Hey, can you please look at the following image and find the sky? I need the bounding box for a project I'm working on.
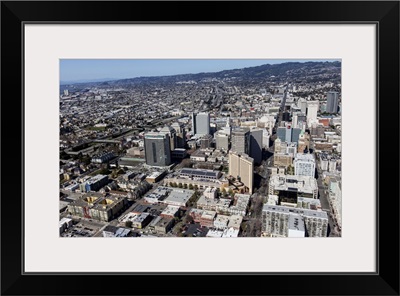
[60,59,339,84]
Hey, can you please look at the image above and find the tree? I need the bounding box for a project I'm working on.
[169,182,174,187]
[194,184,199,190]
[125,221,133,228]
[186,215,194,224]
[188,184,193,190]
[178,183,183,188]
[183,183,188,189]
[228,189,234,196]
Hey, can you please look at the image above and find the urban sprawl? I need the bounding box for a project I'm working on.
[59,61,342,238]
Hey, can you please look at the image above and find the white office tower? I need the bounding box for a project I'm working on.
[196,112,210,136]
[63,89,69,96]
[222,117,232,136]
[306,101,319,126]
[298,98,307,114]
[215,131,229,151]
[326,91,339,114]
[262,129,270,148]
[228,151,254,194]
[292,112,298,128]
[294,153,316,177]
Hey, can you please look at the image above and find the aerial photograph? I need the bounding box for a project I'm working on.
[59,59,342,238]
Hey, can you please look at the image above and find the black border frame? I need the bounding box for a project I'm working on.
[1,1,399,295]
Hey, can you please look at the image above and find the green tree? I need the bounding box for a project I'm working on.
[178,183,183,188]
[188,184,193,190]
[183,183,188,189]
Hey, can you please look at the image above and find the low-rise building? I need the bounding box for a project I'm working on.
[131,212,153,229]
[102,225,131,237]
[228,215,243,230]
[269,174,318,199]
[222,227,240,238]
[160,205,180,219]
[79,174,109,192]
[214,214,230,229]
[68,192,127,222]
[145,171,166,183]
[200,210,217,227]
[162,188,195,207]
[59,217,73,235]
[262,204,328,237]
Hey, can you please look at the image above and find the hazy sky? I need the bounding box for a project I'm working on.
[60,59,339,83]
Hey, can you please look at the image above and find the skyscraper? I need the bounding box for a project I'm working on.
[171,122,186,148]
[228,151,254,194]
[306,101,319,126]
[160,125,177,151]
[249,127,263,165]
[277,127,286,142]
[191,112,197,134]
[326,91,339,114]
[291,127,302,143]
[215,131,229,150]
[144,132,171,167]
[195,112,210,136]
[231,127,250,154]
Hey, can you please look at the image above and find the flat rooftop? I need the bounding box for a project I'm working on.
[180,168,220,179]
[163,188,194,205]
[263,204,328,219]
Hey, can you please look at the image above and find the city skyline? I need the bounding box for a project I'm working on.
[59,60,342,238]
[60,59,340,84]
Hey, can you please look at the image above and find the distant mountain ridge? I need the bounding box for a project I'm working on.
[64,61,341,87]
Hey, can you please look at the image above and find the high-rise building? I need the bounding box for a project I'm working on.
[298,98,307,114]
[231,127,250,154]
[291,127,302,143]
[160,126,177,151]
[200,134,213,149]
[144,132,171,167]
[215,131,229,150]
[222,117,232,136]
[63,89,69,96]
[191,112,197,134]
[294,153,316,177]
[306,101,319,126]
[285,124,292,143]
[249,127,263,165]
[262,129,270,148]
[292,112,298,128]
[326,91,339,114]
[196,112,210,136]
[277,127,286,142]
[228,151,254,194]
[171,122,186,148]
